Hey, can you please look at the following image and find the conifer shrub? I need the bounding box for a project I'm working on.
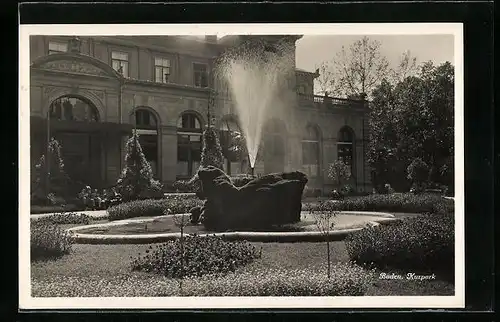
[31,137,71,205]
[115,133,163,202]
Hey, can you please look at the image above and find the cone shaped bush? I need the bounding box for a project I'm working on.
[116,132,163,201]
[189,127,225,191]
[31,137,70,204]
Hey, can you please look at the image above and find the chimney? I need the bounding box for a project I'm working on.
[205,35,217,43]
[68,36,81,54]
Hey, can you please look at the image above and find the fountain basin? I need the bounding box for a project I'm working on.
[67,211,399,244]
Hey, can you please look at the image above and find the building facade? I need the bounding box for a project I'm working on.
[29,35,372,194]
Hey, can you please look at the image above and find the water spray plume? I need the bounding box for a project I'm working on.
[216,38,294,170]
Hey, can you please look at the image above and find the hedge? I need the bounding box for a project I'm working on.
[107,194,203,221]
[345,213,454,280]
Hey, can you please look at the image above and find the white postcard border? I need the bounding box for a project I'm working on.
[19,23,464,309]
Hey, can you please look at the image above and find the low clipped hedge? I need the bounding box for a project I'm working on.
[33,212,93,225]
[317,193,454,214]
[345,213,454,280]
[31,221,74,261]
[107,194,203,221]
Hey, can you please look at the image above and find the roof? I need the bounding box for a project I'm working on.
[296,67,319,77]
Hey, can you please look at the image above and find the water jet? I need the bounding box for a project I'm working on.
[215,37,296,174]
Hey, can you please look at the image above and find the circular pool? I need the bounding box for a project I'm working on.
[67,211,399,244]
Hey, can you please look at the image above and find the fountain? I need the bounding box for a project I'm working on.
[215,37,295,174]
[185,37,308,232]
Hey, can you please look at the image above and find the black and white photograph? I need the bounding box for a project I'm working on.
[19,23,464,309]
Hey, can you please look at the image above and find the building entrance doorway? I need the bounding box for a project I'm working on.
[48,95,103,188]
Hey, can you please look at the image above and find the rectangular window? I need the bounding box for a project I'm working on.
[48,41,68,55]
[193,63,208,88]
[111,51,129,78]
[154,57,171,83]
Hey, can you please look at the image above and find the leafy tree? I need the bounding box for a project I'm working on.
[116,132,162,201]
[315,36,390,98]
[314,37,418,99]
[407,158,430,192]
[31,137,70,204]
[368,61,454,191]
[389,50,418,84]
[326,160,351,190]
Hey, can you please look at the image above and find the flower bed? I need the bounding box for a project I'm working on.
[131,235,260,278]
[107,194,203,221]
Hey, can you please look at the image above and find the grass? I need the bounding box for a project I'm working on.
[31,241,454,297]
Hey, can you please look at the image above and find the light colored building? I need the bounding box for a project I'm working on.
[29,35,371,194]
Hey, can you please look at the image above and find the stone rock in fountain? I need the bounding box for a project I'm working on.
[197,166,308,231]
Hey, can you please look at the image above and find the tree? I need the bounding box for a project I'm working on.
[314,37,420,99]
[326,160,351,190]
[368,61,454,191]
[116,132,162,201]
[31,137,70,205]
[315,36,390,98]
[306,201,338,279]
[407,158,430,192]
[389,50,418,84]
[315,61,336,96]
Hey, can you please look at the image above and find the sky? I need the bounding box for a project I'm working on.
[295,34,455,73]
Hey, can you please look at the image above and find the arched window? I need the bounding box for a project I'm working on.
[263,119,286,174]
[302,125,320,178]
[337,126,355,174]
[220,118,245,175]
[133,108,159,177]
[49,96,99,122]
[177,113,203,178]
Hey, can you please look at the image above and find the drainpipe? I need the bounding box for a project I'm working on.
[118,79,124,174]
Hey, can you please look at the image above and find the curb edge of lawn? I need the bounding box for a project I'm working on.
[67,212,399,244]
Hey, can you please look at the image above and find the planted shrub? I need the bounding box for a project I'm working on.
[131,235,260,278]
[171,180,196,193]
[31,221,74,261]
[33,212,93,225]
[178,263,374,296]
[316,193,454,215]
[115,133,163,202]
[326,160,351,191]
[107,195,203,221]
[345,213,454,280]
[31,137,71,205]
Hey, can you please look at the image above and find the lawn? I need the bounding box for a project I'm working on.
[31,240,454,297]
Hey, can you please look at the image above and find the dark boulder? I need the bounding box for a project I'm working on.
[197,166,308,231]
